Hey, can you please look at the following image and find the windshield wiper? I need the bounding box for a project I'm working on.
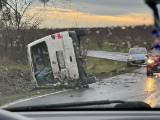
[4,100,151,111]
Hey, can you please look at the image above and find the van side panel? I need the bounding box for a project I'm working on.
[62,37,79,79]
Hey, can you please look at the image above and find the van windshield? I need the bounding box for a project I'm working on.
[31,42,51,72]
[31,42,54,85]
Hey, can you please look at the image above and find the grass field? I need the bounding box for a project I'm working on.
[90,41,128,52]
[86,57,138,76]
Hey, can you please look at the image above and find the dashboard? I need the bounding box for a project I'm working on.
[17,111,160,120]
[1,102,160,120]
[1,109,160,120]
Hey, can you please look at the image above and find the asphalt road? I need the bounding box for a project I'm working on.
[5,67,160,108]
[4,51,160,108]
[87,50,127,61]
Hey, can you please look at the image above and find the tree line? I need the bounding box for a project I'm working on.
[0,25,154,64]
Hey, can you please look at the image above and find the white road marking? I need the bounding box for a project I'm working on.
[1,90,68,108]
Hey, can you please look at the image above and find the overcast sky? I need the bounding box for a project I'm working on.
[38,0,156,28]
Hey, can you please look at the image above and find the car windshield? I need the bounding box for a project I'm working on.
[152,49,160,56]
[129,48,147,55]
[1,0,160,110]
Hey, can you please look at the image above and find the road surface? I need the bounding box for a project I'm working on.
[87,50,127,61]
[4,51,160,108]
[4,68,160,108]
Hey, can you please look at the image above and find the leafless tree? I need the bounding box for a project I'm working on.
[0,0,47,63]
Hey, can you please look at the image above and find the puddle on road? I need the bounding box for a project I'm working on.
[101,74,142,87]
[91,69,160,107]
[144,77,156,93]
[144,77,158,107]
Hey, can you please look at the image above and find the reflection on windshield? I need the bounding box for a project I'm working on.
[144,77,156,92]
[144,77,157,107]
[129,48,147,55]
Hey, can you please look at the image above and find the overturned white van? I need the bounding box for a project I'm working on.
[27,30,96,87]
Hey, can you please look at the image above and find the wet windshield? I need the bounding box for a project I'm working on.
[1,0,160,110]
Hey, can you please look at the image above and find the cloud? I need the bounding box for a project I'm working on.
[25,0,154,28]
[37,7,152,28]
[28,6,73,13]
[70,0,149,16]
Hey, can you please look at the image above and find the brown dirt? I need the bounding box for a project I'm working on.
[0,65,36,96]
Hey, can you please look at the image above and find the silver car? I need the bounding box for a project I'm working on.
[127,47,147,67]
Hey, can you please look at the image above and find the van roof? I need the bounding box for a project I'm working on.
[27,31,70,48]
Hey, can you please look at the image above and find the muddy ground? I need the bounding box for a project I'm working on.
[0,65,35,96]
